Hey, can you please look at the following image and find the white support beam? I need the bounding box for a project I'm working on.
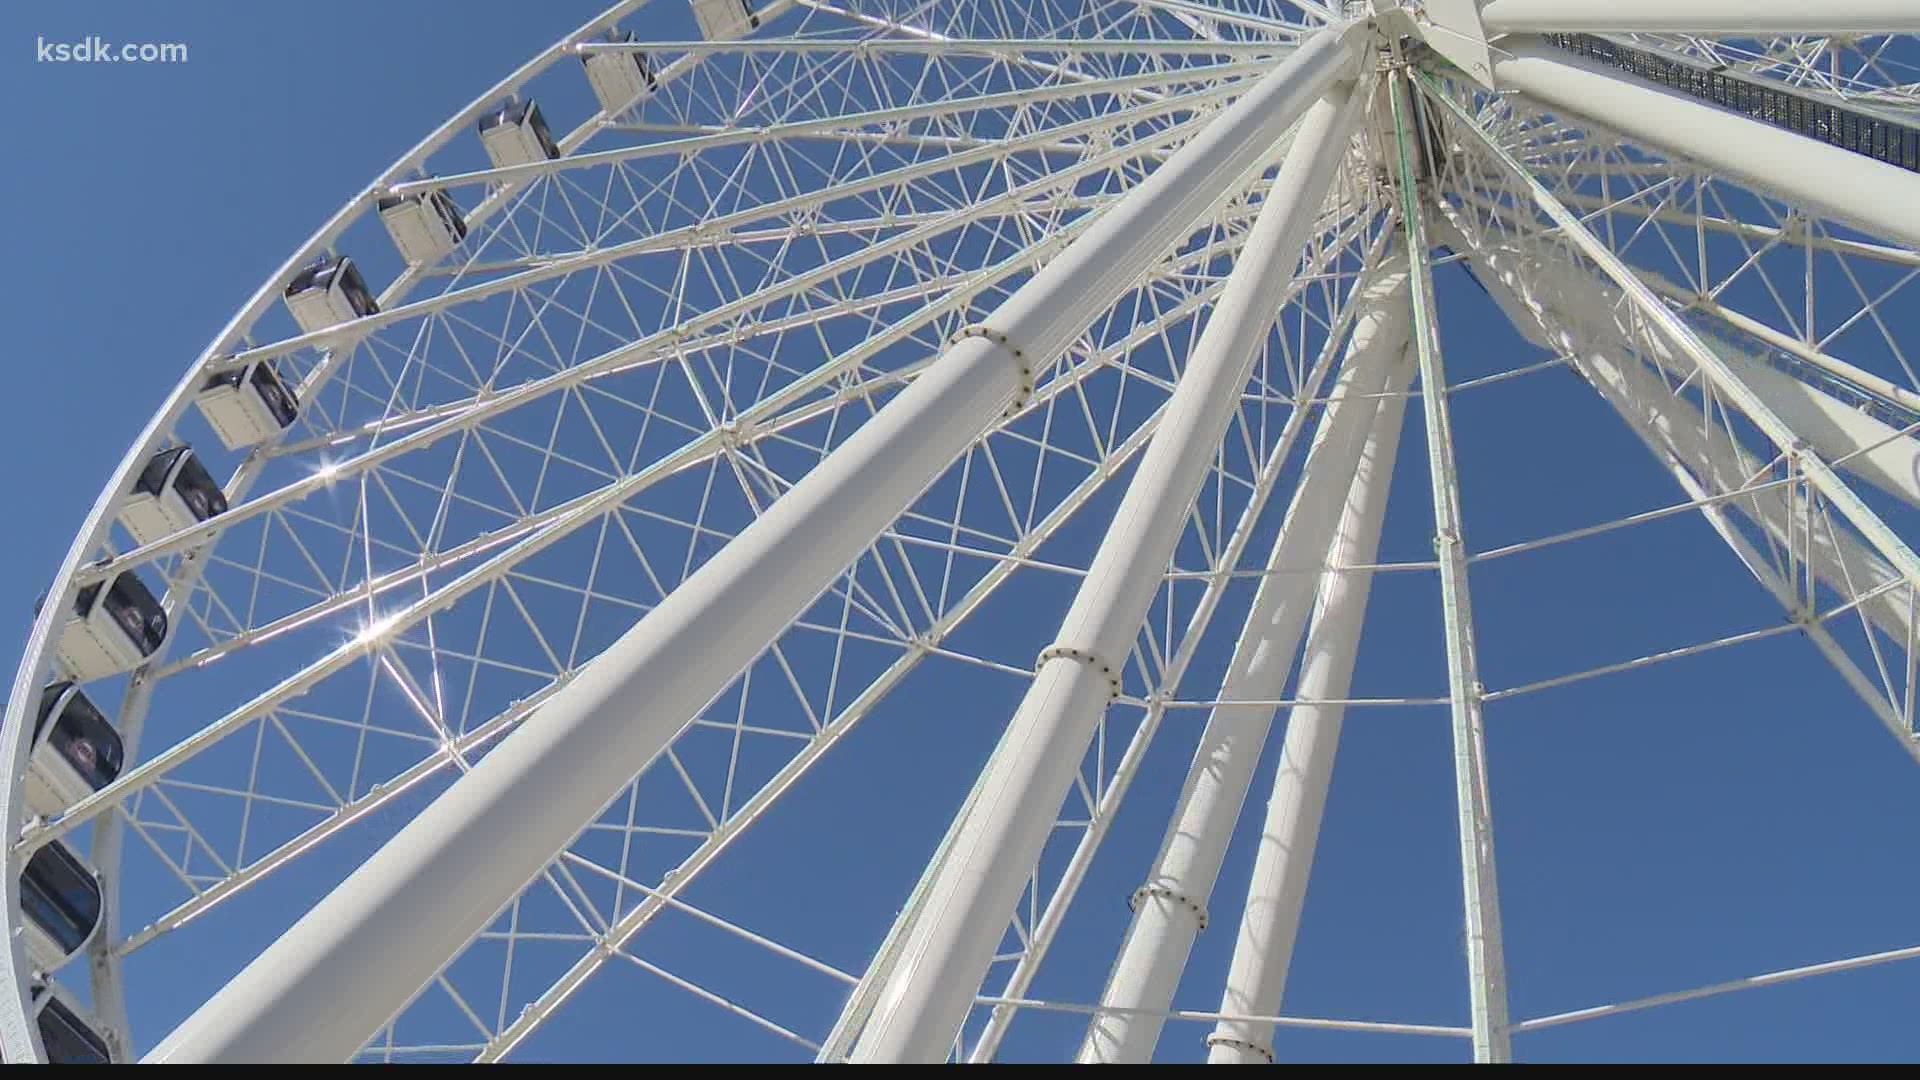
[1390,70,1514,1064]
[1206,342,1412,1066]
[844,40,1370,1059]
[1455,187,1920,512]
[1423,68,1920,628]
[1490,40,1920,249]
[146,26,1367,1065]
[1077,264,1411,1064]
[1430,203,1918,649]
[1481,0,1920,35]
[1433,209,1920,764]
[961,223,1402,1067]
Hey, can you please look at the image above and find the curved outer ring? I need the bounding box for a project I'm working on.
[0,1,653,1061]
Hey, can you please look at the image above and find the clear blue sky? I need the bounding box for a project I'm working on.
[3,1,1919,1064]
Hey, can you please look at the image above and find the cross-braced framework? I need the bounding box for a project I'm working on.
[3,0,1920,1064]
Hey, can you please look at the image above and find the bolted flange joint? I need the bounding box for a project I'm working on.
[1203,1033,1276,1063]
[1129,883,1209,929]
[954,323,1036,419]
[1036,643,1122,701]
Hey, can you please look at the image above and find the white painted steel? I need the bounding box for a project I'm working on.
[1491,41,1920,250]
[1206,342,1413,1066]
[962,221,1403,1067]
[0,0,685,1058]
[1423,70,1920,625]
[847,30,1370,1062]
[1391,72,1512,1064]
[150,25,1367,1065]
[1433,210,1920,760]
[1480,0,1920,35]
[1077,263,1410,1064]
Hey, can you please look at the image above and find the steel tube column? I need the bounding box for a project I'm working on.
[1391,71,1513,1063]
[1076,265,1412,1064]
[1480,0,1920,34]
[846,39,1370,1060]
[149,25,1366,1065]
[1207,342,1413,1066]
[1490,40,1920,249]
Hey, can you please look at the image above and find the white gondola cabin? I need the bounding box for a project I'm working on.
[26,683,123,819]
[30,983,115,1063]
[690,0,760,40]
[285,254,379,336]
[378,188,468,264]
[478,98,560,169]
[19,841,101,974]
[195,360,299,450]
[54,572,167,681]
[121,445,227,546]
[582,29,656,114]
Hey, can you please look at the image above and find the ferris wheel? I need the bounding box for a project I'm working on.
[6,0,1920,1063]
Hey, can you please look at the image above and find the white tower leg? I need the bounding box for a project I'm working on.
[845,39,1373,1060]
[146,25,1369,1065]
[1076,265,1412,1064]
[1203,344,1413,1063]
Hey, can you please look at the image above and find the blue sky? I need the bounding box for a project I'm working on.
[4,1,1920,1064]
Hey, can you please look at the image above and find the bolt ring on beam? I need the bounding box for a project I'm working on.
[954,324,1036,416]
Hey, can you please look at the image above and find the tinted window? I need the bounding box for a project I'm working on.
[250,364,299,429]
[201,367,246,393]
[47,701,122,791]
[39,997,111,1064]
[172,450,227,520]
[104,574,166,654]
[21,844,99,955]
[133,446,187,499]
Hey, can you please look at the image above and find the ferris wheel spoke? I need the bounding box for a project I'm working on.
[1449,221,1920,758]
[1441,79,1920,507]
[1476,0,1920,35]
[147,210,1260,696]
[1510,939,1920,1037]
[161,195,1286,682]
[470,400,1187,1063]
[1427,81,1920,760]
[92,200,1283,986]
[215,74,1242,379]
[88,133,1227,592]
[414,57,1273,198]
[1428,67,1920,610]
[1490,40,1920,248]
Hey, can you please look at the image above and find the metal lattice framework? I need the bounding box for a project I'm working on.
[5,0,1920,1064]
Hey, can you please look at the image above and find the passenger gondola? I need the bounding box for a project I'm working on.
[284,254,379,335]
[19,841,102,974]
[377,187,468,264]
[55,571,167,680]
[25,683,122,818]
[195,359,299,449]
[581,28,656,113]
[478,98,560,169]
[121,445,227,545]
[690,0,761,40]
[31,982,116,1063]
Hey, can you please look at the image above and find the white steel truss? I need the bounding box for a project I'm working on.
[5,0,1920,1067]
